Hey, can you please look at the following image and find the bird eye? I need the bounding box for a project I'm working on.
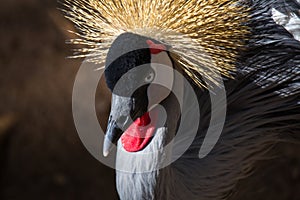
[144,72,155,83]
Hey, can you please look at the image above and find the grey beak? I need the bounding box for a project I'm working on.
[103,94,133,157]
[103,117,123,157]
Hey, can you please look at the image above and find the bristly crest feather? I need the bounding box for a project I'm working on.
[62,0,249,88]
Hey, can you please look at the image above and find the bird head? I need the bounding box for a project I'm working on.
[103,32,175,156]
[64,0,250,162]
[64,0,250,160]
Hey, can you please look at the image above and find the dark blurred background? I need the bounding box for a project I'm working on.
[0,0,299,199]
[0,0,116,199]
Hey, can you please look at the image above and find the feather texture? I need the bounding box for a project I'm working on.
[63,0,300,199]
[62,0,249,88]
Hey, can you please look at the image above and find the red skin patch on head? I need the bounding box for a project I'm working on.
[146,40,166,54]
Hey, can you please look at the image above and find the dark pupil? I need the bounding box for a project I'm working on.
[146,73,153,81]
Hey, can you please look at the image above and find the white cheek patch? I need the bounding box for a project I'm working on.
[272,8,300,41]
[147,51,174,110]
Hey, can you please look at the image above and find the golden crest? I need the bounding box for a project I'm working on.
[63,0,249,87]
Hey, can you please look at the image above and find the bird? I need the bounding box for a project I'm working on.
[63,0,300,199]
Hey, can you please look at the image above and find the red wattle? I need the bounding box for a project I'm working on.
[121,110,158,152]
[135,112,150,126]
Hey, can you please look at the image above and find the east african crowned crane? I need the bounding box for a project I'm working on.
[64,0,300,199]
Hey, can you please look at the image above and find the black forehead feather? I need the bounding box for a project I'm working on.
[105,33,151,90]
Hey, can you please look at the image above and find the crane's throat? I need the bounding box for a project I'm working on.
[121,110,158,152]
